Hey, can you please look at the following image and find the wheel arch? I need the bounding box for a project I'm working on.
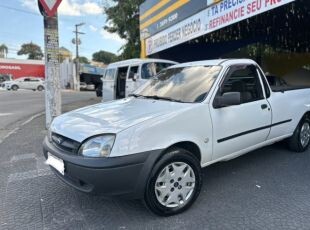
[162,141,202,163]
[304,111,310,119]
[298,111,310,124]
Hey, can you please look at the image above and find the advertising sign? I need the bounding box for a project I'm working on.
[145,0,295,55]
[0,59,45,79]
[140,0,222,39]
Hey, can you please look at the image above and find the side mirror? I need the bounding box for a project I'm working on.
[213,92,241,108]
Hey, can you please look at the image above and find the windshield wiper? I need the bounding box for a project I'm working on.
[129,93,145,98]
[129,94,185,103]
[142,95,185,103]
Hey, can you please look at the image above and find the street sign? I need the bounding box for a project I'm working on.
[39,0,62,17]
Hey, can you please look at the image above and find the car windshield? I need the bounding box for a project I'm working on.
[134,65,222,103]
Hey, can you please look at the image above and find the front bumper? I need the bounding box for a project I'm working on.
[43,137,162,198]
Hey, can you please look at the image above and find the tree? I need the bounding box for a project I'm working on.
[104,0,143,59]
[74,56,90,64]
[59,46,72,63]
[92,50,118,64]
[0,44,8,58]
[17,42,43,60]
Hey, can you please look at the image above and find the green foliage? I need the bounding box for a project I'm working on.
[92,50,118,64]
[0,44,8,58]
[104,0,144,59]
[74,56,90,64]
[17,42,43,60]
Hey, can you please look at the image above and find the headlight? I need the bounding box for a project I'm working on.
[79,135,115,157]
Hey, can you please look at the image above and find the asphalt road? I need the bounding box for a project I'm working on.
[0,108,310,230]
[0,89,99,130]
[0,94,310,229]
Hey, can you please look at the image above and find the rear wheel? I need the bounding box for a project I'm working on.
[37,85,44,91]
[11,85,18,91]
[144,148,202,216]
[288,115,310,152]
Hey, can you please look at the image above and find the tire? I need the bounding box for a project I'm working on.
[11,85,18,91]
[95,87,102,97]
[144,147,202,216]
[288,114,310,152]
[37,85,44,91]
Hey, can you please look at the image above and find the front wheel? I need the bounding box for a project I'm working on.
[11,85,18,91]
[288,115,310,152]
[37,85,44,91]
[144,148,202,216]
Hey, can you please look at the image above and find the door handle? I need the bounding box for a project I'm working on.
[261,104,268,110]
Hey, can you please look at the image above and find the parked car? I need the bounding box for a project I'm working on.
[0,74,12,84]
[86,84,95,91]
[80,82,87,91]
[3,77,45,91]
[100,58,178,101]
[43,59,310,216]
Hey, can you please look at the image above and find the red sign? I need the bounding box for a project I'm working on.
[39,0,62,17]
[0,60,45,79]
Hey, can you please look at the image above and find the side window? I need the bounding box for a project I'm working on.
[104,69,116,81]
[128,66,139,79]
[220,65,264,104]
[141,63,156,79]
[154,62,173,73]
[24,78,30,82]
[102,70,107,80]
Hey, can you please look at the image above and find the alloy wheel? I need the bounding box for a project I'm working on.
[300,122,310,147]
[154,162,196,208]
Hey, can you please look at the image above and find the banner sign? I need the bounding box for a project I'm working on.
[140,0,221,39]
[145,0,295,55]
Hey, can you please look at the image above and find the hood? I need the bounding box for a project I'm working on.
[51,97,190,143]
[2,81,14,84]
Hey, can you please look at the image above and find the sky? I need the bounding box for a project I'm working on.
[0,0,126,60]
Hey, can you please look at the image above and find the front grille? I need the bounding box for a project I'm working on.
[51,132,80,154]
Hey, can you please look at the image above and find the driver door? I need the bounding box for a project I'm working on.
[210,64,272,160]
[126,65,139,97]
[20,78,31,89]
[102,69,116,102]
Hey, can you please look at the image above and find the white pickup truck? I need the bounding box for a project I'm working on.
[43,59,310,216]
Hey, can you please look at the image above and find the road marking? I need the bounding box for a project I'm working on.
[0,112,45,145]
[0,113,13,117]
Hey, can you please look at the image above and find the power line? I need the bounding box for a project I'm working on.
[0,4,91,23]
[0,4,40,16]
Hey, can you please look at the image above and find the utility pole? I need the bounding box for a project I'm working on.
[38,0,62,128]
[73,23,85,91]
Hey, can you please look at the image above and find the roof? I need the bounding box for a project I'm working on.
[171,59,258,68]
[107,58,178,68]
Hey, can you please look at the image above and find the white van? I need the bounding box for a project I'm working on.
[101,59,178,101]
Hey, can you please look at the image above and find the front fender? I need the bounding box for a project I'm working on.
[110,104,213,165]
